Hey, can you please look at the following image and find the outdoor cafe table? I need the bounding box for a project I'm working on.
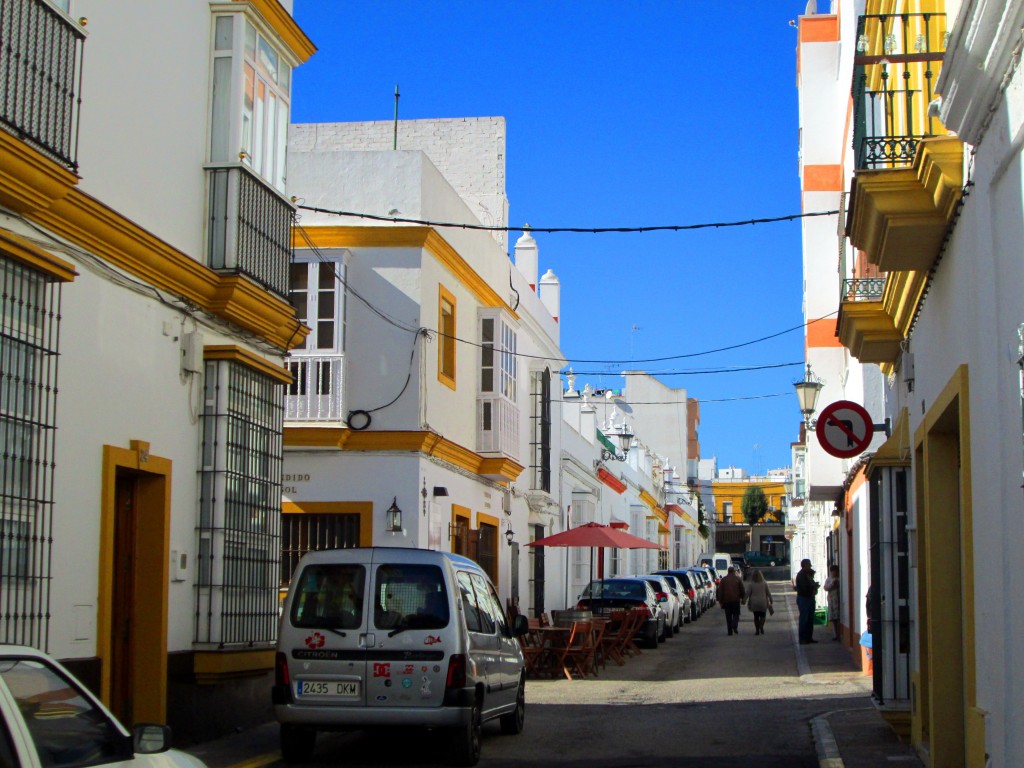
[535,618,612,679]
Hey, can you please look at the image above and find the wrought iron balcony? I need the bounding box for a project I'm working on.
[853,12,947,170]
[284,353,344,422]
[0,0,85,171]
[206,163,294,299]
[842,276,886,302]
[478,393,519,460]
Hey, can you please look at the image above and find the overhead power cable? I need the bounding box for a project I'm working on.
[295,204,841,234]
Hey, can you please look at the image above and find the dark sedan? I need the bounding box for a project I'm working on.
[576,578,664,648]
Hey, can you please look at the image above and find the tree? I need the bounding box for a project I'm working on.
[696,493,710,539]
[742,486,770,525]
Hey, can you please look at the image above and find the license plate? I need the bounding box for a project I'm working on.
[297,680,360,697]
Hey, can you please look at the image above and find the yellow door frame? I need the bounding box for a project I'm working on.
[99,441,170,724]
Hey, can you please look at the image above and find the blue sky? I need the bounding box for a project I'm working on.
[291,1,806,474]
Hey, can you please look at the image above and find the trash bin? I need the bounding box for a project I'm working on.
[814,607,828,626]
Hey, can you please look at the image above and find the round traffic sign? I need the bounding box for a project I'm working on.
[815,400,874,458]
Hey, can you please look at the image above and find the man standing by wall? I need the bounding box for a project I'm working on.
[716,566,746,635]
[795,558,820,644]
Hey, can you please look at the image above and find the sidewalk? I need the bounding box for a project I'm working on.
[795,624,924,768]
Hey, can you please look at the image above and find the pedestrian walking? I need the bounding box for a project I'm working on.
[794,558,819,644]
[716,566,746,635]
[823,565,841,641]
[746,569,773,634]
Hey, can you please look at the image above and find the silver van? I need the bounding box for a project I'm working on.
[273,547,529,766]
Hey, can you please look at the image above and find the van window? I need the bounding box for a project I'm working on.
[470,573,506,636]
[373,563,449,630]
[291,564,366,629]
[456,571,485,632]
[715,558,730,572]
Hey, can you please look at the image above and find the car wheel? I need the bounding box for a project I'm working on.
[645,622,659,648]
[451,699,482,766]
[690,605,697,622]
[500,677,526,735]
[280,724,316,763]
[665,619,674,638]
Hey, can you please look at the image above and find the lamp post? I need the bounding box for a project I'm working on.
[793,363,824,428]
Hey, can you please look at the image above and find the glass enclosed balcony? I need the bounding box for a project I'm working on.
[0,0,85,171]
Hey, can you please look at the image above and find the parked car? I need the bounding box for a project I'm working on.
[656,573,692,626]
[0,644,206,768]
[577,578,665,648]
[626,575,680,639]
[744,550,787,567]
[655,570,699,622]
[274,547,529,767]
[689,566,716,612]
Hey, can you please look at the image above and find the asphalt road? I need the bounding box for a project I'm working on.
[228,581,873,768]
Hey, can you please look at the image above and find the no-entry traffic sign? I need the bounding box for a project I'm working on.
[815,400,874,458]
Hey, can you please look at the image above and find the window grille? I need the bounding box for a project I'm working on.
[0,257,61,649]
[206,164,293,299]
[529,368,551,492]
[197,360,283,647]
[0,0,85,171]
[280,513,360,588]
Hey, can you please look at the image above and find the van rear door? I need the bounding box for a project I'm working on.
[286,559,370,709]
[364,556,451,709]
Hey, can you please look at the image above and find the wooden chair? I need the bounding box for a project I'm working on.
[519,618,548,677]
[618,608,647,659]
[600,611,629,667]
[556,621,596,680]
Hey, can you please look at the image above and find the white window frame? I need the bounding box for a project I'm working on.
[209,12,292,192]
[289,255,345,354]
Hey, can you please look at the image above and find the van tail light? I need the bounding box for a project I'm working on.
[275,652,291,687]
[446,653,467,690]
[688,588,696,600]
[655,591,668,602]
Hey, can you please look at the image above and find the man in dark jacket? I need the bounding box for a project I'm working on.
[795,558,820,644]
[716,566,746,635]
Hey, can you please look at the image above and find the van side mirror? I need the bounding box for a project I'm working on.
[133,724,172,754]
[512,614,529,636]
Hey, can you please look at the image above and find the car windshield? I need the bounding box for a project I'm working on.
[0,657,130,767]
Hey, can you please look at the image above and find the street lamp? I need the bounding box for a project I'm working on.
[385,497,403,533]
[793,363,824,428]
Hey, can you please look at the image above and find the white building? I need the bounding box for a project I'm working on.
[0,0,313,741]
[281,118,565,619]
[797,1,1024,763]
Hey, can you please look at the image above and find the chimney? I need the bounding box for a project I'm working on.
[513,225,538,291]
[539,268,560,323]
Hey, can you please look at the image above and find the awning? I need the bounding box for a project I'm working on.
[665,503,696,526]
[596,429,618,454]
[808,484,843,502]
[597,467,626,494]
[867,408,910,473]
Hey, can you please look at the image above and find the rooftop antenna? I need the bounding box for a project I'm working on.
[393,84,400,150]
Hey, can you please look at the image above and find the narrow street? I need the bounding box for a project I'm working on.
[189,582,894,768]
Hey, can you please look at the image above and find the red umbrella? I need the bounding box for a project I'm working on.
[527,522,662,580]
[527,522,661,550]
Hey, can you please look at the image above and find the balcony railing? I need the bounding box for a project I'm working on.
[853,12,947,170]
[207,163,293,299]
[842,276,886,302]
[284,353,344,422]
[0,0,85,170]
[478,393,519,460]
